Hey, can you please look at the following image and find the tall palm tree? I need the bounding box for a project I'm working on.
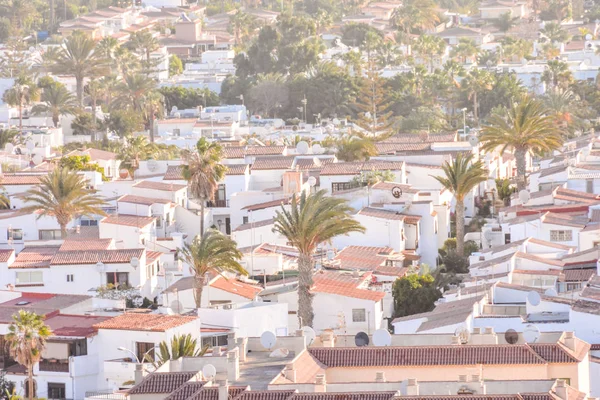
[18,168,108,238]
[3,76,40,131]
[31,83,78,128]
[450,38,479,64]
[392,0,440,34]
[541,21,570,43]
[273,190,365,327]
[98,75,120,109]
[5,311,52,400]
[117,136,158,177]
[144,91,164,143]
[480,96,563,191]
[179,229,247,308]
[127,31,159,68]
[153,334,208,367]
[413,35,447,72]
[113,73,157,113]
[432,153,488,255]
[0,0,35,31]
[44,31,108,105]
[461,68,494,126]
[181,138,226,235]
[542,60,573,90]
[229,11,256,46]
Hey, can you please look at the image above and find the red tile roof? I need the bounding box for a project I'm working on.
[1,174,42,185]
[210,276,262,299]
[242,197,291,211]
[101,214,155,228]
[246,146,286,156]
[163,165,184,181]
[94,313,198,332]
[129,372,198,394]
[59,239,113,252]
[358,207,405,221]
[332,245,394,270]
[225,164,249,175]
[146,251,163,264]
[252,156,295,170]
[0,248,14,262]
[164,382,206,400]
[223,146,245,159]
[118,195,172,206]
[133,180,187,191]
[10,246,60,269]
[312,270,385,301]
[45,314,110,337]
[320,161,404,176]
[50,248,145,265]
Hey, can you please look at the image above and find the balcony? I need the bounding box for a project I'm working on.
[207,199,229,208]
[39,359,69,373]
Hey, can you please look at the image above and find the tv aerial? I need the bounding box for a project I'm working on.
[454,325,470,345]
[372,329,392,347]
[354,331,369,347]
[260,331,277,350]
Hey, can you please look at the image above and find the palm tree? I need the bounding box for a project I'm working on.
[18,168,108,238]
[180,229,247,308]
[3,76,40,131]
[5,311,52,400]
[181,138,226,235]
[336,135,377,161]
[44,31,108,105]
[413,35,447,72]
[376,41,403,67]
[113,73,157,113]
[432,153,488,255]
[392,0,440,34]
[450,38,479,64]
[480,95,563,191]
[541,22,570,43]
[31,84,78,128]
[145,91,164,143]
[461,68,494,126]
[98,75,120,109]
[96,37,120,64]
[127,31,159,68]
[542,60,573,90]
[0,0,35,31]
[493,12,517,33]
[543,89,578,129]
[273,190,365,327]
[117,136,158,177]
[85,79,103,125]
[229,11,256,46]
[153,334,208,367]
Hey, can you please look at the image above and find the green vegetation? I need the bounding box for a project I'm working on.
[392,274,442,318]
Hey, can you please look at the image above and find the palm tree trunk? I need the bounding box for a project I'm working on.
[200,202,205,237]
[455,198,465,256]
[149,105,155,143]
[60,223,68,239]
[27,365,33,400]
[473,92,478,126]
[515,148,527,191]
[193,275,204,308]
[18,101,23,132]
[76,77,84,106]
[298,252,314,327]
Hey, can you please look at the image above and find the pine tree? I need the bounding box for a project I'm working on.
[351,63,395,140]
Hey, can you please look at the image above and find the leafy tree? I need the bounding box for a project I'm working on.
[169,54,183,76]
[461,68,494,125]
[392,274,442,318]
[5,311,52,400]
[3,75,40,131]
[71,112,95,136]
[341,23,383,47]
[114,73,157,113]
[500,37,533,62]
[0,0,36,31]
[376,41,403,68]
[126,31,160,71]
[44,31,108,105]
[117,136,157,177]
[493,12,518,32]
[541,22,570,42]
[104,109,144,137]
[18,168,107,238]
[181,138,226,235]
[180,229,246,308]
[477,72,526,120]
[58,155,107,181]
[352,169,395,186]
[400,105,450,133]
[433,153,488,255]
[229,11,256,46]
[336,135,377,162]
[413,34,447,72]
[480,95,563,191]
[495,178,515,205]
[159,87,220,111]
[273,190,365,327]
[153,334,208,367]
[392,0,440,34]
[248,73,290,117]
[542,60,573,90]
[31,83,78,127]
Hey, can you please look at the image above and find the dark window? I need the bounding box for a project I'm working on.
[225,218,231,235]
[8,228,23,240]
[106,272,129,288]
[331,181,363,193]
[504,233,510,244]
[39,230,61,240]
[69,339,87,356]
[66,274,74,282]
[80,219,98,226]
[243,216,249,224]
[136,342,155,362]
[48,382,65,399]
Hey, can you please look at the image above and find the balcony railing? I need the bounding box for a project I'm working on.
[207,199,228,208]
[85,391,127,400]
[39,359,69,373]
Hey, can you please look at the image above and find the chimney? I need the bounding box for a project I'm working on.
[321,331,335,348]
[451,336,461,345]
[217,379,229,400]
[473,327,482,334]
[375,372,386,383]
[134,363,144,384]
[315,374,326,392]
[483,327,494,334]
[406,379,419,395]
[284,363,296,383]
[553,379,568,400]
[458,375,467,383]
[561,332,576,352]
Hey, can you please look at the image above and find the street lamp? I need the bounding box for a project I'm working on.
[461,108,467,139]
[117,347,141,363]
[301,96,307,123]
[238,94,244,106]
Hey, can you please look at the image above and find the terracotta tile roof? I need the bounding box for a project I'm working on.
[370,182,419,194]
[59,239,113,252]
[225,164,249,175]
[50,248,145,265]
[512,269,562,276]
[234,391,297,400]
[392,296,483,330]
[252,156,295,170]
[542,212,588,228]
[538,164,567,178]
[242,197,291,211]
[386,132,456,143]
[133,180,187,191]
[293,394,396,400]
[10,246,60,269]
[295,158,334,170]
[358,207,406,221]
[0,248,14,262]
[85,148,117,161]
[233,218,274,232]
[307,342,581,367]
[395,396,549,400]
[223,146,245,159]
[526,237,576,251]
[331,245,394,270]
[94,313,197,332]
[320,161,404,176]
[163,165,184,181]
[1,174,42,185]
[101,214,155,228]
[45,314,110,337]
[514,252,564,267]
[210,276,262,299]
[312,270,385,301]
[129,372,198,394]
[146,251,163,264]
[405,162,443,170]
[164,382,206,400]
[404,215,421,224]
[376,142,431,154]
[246,146,286,156]
[118,195,172,206]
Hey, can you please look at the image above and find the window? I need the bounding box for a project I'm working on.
[352,308,366,322]
[106,272,129,288]
[201,335,228,348]
[16,271,43,285]
[8,228,23,240]
[80,219,98,226]
[332,181,363,193]
[69,339,87,356]
[550,230,572,242]
[136,342,155,363]
[48,382,65,399]
[243,216,249,224]
[66,274,74,282]
[155,217,162,228]
[39,230,62,240]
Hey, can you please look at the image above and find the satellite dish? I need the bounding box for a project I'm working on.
[174,112,181,119]
[119,169,129,179]
[202,364,217,380]
[5,143,13,153]
[312,143,323,154]
[274,120,284,128]
[165,28,172,35]
[468,135,479,147]
[372,329,392,347]
[586,33,593,40]
[332,118,340,126]
[523,324,540,343]
[296,141,309,154]
[171,106,178,112]
[26,141,35,151]
[147,160,159,172]
[454,325,470,344]
[170,300,183,314]
[130,257,140,268]
[483,230,493,242]
[544,288,558,297]
[32,154,43,165]
[260,331,277,350]
[518,190,531,204]
[527,291,541,306]
[301,326,316,345]
[504,329,519,344]
[354,331,369,347]
[307,176,317,187]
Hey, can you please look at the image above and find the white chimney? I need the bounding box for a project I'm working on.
[217,379,229,400]
[284,364,296,382]
[406,379,419,395]
[553,379,567,400]
[375,372,386,383]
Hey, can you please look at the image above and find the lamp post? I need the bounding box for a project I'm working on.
[461,108,467,139]
[301,96,307,123]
